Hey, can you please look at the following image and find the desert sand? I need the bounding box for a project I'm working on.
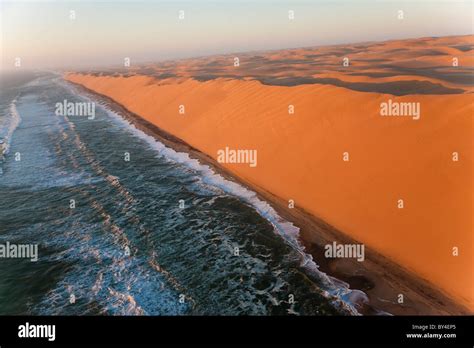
[66,35,473,313]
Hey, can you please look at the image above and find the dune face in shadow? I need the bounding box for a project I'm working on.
[258,77,465,95]
[67,35,474,311]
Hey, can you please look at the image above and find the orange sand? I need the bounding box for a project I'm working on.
[66,35,473,310]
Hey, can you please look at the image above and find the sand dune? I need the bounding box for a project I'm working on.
[66,35,473,311]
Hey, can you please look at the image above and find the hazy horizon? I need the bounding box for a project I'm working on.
[1,0,473,70]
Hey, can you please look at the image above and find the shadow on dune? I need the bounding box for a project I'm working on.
[257,76,466,95]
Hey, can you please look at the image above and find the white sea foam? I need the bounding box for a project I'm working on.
[61,79,370,315]
[0,99,21,158]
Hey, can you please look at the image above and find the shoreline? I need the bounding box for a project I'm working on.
[66,79,471,316]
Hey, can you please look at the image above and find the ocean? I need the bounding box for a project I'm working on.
[0,71,364,315]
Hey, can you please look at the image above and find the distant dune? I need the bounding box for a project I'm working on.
[66,35,473,311]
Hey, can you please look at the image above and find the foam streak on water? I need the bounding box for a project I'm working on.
[0,99,21,158]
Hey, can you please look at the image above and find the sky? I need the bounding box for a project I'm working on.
[1,0,473,69]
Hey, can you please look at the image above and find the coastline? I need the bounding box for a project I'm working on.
[65,79,471,315]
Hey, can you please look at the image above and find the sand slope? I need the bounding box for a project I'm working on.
[66,35,473,310]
